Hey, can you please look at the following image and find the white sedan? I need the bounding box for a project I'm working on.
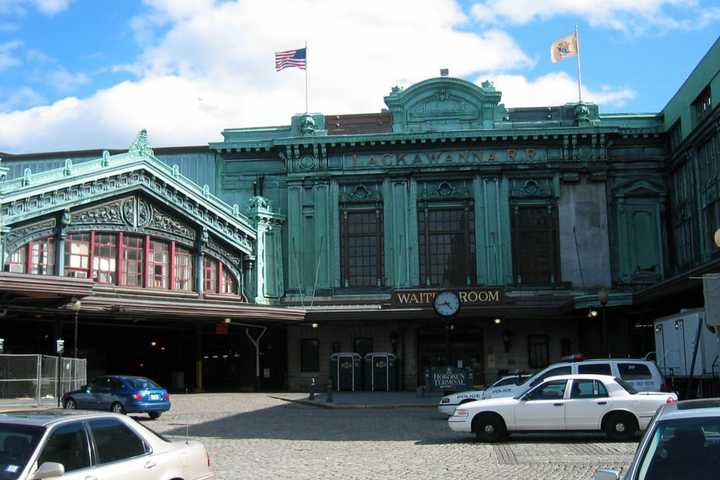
[438,375,531,416]
[448,374,677,442]
[0,410,213,480]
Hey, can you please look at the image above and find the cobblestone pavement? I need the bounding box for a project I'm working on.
[145,394,636,480]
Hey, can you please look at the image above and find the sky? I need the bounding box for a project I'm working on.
[0,0,718,153]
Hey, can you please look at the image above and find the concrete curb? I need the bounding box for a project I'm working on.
[269,395,438,410]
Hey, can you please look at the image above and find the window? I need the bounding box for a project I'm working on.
[528,335,550,369]
[37,422,91,473]
[0,424,45,480]
[300,338,320,372]
[693,86,712,125]
[149,240,169,289]
[65,234,90,278]
[571,379,609,399]
[31,237,55,275]
[512,204,559,284]
[88,418,146,464]
[6,246,27,273]
[222,268,236,294]
[122,236,144,287]
[204,257,218,293]
[618,363,652,380]
[578,363,612,376]
[524,380,567,401]
[340,209,384,287]
[529,366,571,388]
[418,206,475,286]
[92,233,117,284]
[174,246,193,291]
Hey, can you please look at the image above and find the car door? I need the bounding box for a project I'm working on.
[32,421,93,480]
[71,383,96,409]
[92,377,114,410]
[513,379,568,430]
[564,379,612,430]
[86,417,159,480]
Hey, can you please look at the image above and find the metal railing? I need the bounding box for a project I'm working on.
[0,354,86,407]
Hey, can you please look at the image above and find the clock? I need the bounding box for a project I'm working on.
[433,290,461,317]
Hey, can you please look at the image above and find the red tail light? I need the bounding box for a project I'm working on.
[163,392,170,401]
[132,393,143,400]
[666,396,677,404]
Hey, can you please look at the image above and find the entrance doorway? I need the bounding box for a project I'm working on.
[417,325,484,386]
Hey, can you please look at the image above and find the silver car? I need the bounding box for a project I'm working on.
[595,398,720,480]
[0,410,213,480]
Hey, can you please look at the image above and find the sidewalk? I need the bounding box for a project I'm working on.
[271,391,443,409]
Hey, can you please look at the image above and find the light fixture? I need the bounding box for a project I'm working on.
[160,347,166,351]
[715,228,720,248]
[655,325,663,333]
[493,318,502,325]
[150,341,157,347]
[588,310,599,318]
[224,318,232,324]
[69,298,82,313]
[311,323,319,329]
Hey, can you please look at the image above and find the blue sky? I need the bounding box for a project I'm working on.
[0,0,718,152]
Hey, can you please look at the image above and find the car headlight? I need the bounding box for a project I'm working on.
[440,398,450,404]
[453,409,469,417]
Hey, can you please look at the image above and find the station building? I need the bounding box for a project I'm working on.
[0,39,718,392]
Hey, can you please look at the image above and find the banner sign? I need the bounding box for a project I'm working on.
[391,288,503,306]
[341,148,546,170]
[424,367,474,391]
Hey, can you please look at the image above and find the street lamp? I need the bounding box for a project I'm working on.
[714,228,720,248]
[69,298,82,358]
[598,288,609,357]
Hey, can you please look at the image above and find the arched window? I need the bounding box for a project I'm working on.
[122,235,144,287]
[92,233,117,284]
[6,246,27,273]
[65,233,90,278]
[222,268,237,294]
[174,246,193,291]
[31,237,55,275]
[149,240,169,289]
[203,257,218,293]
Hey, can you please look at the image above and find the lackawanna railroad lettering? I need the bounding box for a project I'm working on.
[392,289,503,306]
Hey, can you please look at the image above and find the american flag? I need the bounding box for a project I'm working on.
[275,47,306,71]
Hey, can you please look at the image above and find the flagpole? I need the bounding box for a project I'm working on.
[304,40,309,113]
[575,25,583,103]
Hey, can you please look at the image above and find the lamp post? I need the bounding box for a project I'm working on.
[598,288,609,357]
[69,298,82,358]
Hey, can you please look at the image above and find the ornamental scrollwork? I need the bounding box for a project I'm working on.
[71,200,124,226]
[5,219,56,252]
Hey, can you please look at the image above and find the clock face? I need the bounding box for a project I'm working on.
[433,290,461,317]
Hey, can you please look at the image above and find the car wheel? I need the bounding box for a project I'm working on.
[148,412,161,420]
[64,398,76,409]
[472,414,507,443]
[604,413,637,441]
[111,402,125,414]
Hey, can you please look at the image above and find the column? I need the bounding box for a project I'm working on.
[194,324,204,393]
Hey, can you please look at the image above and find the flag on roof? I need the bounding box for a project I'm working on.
[275,48,307,71]
[550,33,578,63]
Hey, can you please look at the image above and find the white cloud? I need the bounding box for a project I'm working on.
[0,0,537,152]
[0,0,73,15]
[470,0,718,33]
[0,86,44,112]
[49,68,90,93]
[489,72,636,108]
[0,40,21,71]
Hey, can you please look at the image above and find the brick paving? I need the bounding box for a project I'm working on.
[146,393,636,480]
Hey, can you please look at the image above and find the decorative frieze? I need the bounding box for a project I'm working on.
[5,218,56,252]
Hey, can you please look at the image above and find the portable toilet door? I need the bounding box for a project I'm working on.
[330,352,361,392]
[364,352,397,392]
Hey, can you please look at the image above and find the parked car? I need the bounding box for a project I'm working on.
[0,410,212,480]
[595,398,720,480]
[438,374,532,416]
[448,374,677,442]
[62,375,170,419]
[482,357,666,400]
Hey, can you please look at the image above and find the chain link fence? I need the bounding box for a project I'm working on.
[0,354,87,407]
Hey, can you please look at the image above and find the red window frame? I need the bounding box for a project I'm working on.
[174,246,194,291]
[65,233,91,278]
[92,233,117,284]
[122,235,144,287]
[31,237,55,275]
[203,257,218,293]
[222,268,236,294]
[6,245,27,273]
[148,240,170,289]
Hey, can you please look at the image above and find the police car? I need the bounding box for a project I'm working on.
[482,356,667,401]
[438,374,531,416]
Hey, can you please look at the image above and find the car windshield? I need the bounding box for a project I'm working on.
[615,377,638,394]
[125,378,161,390]
[0,423,45,480]
[636,417,720,480]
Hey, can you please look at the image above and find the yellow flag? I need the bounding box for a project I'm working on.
[550,33,578,63]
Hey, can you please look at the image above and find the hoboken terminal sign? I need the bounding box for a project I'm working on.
[391,288,503,307]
